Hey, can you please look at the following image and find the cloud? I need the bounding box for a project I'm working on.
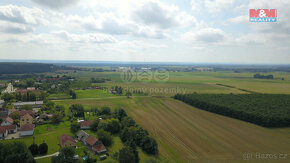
[31,0,80,9]
[0,5,45,25]
[0,21,34,33]
[53,31,117,44]
[205,0,235,14]
[132,0,196,29]
[183,28,226,43]
[228,15,248,24]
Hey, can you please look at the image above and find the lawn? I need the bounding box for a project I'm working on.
[75,89,115,99]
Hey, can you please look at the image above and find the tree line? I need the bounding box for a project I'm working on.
[174,93,290,127]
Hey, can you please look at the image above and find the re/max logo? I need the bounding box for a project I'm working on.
[249,9,277,22]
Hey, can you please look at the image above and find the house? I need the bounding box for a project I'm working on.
[92,141,107,154]
[77,130,89,143]
[77,130,107,155]
[8,108,17,115]
[3,125,17,133]
[13,101,43,109]
[0,126,8,138]
[16,110,35,117]
[60,134,76,148]
[20,124,34,136]
[1,117,14,126]
[20,113,33,127]
[80,120,93,129]
[1,83,15,94]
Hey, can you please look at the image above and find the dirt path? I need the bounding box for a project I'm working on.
[34,152,59,160]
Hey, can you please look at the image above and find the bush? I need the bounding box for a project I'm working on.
[97,129,112,146]
[28,144,39,155]
[39,142,48,155]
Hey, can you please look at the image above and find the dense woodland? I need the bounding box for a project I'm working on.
[174,94,290,127]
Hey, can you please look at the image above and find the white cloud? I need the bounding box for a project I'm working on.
[132,0,196,29]
[205,0,235,14]
[182,28,226,44]
[228,15,248,24]
[53,31,117,44]
[0,21,34,33]
[31,0,80,9]
[0,5,45,25]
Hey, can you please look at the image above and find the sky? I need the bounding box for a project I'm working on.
[0,0,289,64]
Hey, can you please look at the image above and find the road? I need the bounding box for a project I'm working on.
[34,152,59,160]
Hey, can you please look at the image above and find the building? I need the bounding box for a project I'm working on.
[60,134,76,148]
[77,130,89,143]
[77,130,107,155]
[0,126,8,138]
[80,120,93,129]
[3,125,17,134]
[15,110,35,117]
[8,108,17,115]
[1,83,15,94]
[20,113,33,127]
[1,117,14,126]
[20,124,34,136]
[13,101,43,109]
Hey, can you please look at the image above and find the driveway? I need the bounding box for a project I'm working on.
[34,152,59,160]
[5,131,20,139]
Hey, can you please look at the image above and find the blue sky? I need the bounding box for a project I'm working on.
[0,0,289,64]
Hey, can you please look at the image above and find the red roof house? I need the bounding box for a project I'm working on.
[60,134,76,148]
[80,120,93,129]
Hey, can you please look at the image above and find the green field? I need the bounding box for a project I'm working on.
[55,97,290,163]
[66,71,290,96]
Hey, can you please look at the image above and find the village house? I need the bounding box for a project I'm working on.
[60,134,76,148]
[16,110,35,117]
[20,124,34,136]
[77,130,107,155]
[0,100,4,109]
[0,111,8,119]
[80,120,93,129]
[20,113,33,127]
[1,117,14,126]
[0,126,8,138]
[3,125,17,134]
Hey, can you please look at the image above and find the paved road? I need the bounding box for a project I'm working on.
[34,152,59,160]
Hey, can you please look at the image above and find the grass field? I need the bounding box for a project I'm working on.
[66,71,290,96]
[55,97,290,163]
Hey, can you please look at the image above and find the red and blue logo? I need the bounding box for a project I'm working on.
[249,9,277,22]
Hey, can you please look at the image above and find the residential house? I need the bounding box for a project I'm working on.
[60,134,76,148]
[77,130,107,155]
[8,108,17,115]
[16,110,35,117]
[20,113,33,127]
[3,125,17,134]
[80,120,93,129]
[0,126,8,138]
[77,130,89,143]
[1,117,14,126]
[20,124,34,136]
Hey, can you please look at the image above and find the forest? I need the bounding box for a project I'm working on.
[174,93,290,127]
[0,62,55,74]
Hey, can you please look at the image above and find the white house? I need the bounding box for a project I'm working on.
[1,117,14,126]
[3,125,17,134]
[20,124,34,136]
[0,126,8,138]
